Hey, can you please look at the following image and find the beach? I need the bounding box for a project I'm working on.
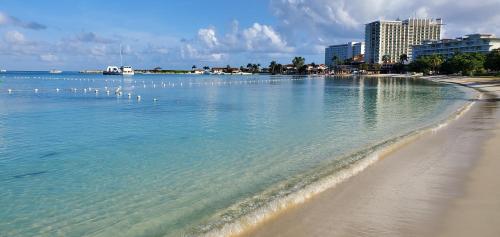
[241,77,500,237]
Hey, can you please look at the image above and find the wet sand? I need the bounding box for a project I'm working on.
[241,77,500,237]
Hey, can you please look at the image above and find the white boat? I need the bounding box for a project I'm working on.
[0,69,6,73]
[103,66,122,75]
[120,66,134,76]
[49,69,63,74]
[103,44,134,76]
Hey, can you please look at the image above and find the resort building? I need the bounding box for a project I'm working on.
[325,42,365,67]
[365,18,442,64]
[412,34,500,60]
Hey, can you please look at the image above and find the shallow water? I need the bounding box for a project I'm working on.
[0,72,471,236]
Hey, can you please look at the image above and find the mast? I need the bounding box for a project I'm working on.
[120,44,123,67]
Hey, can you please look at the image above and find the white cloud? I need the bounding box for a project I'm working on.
[39,53,59,62]
[181,21,293,62]
[180,43,225,62]
[242,23,293,53]
[198,28,219,49]
[4,30,26,44]
[269,0,500,51]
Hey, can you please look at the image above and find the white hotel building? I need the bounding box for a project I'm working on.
[412,34,500,60]
[365,18,442,64]
[325,42,365,67]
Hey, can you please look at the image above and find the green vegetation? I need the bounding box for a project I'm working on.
[246,63,261,73]
[485,49,500,72]
[292,57,305,70]
[409,50,500,76]
[269,61,284,75]
[382,54,391,64]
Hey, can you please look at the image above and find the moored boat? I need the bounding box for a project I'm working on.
[49,69,63,74]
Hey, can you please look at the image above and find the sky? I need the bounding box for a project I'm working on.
[1,0,499,70]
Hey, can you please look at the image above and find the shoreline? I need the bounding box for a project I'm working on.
[236,77,500,237]
[198,77,481,237]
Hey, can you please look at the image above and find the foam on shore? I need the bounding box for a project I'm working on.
[194,88,480,237]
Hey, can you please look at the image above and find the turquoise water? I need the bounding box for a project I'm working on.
[0,72,471,236]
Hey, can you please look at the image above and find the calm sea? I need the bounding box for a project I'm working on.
[0,72,471,236]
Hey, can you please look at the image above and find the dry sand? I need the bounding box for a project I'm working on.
[240,77,500,237]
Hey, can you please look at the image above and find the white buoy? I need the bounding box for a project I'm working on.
[34,88,39,93]
[137,95,141,101]
[95,89,99,94]
[153,98,158,102]
[56,88,60,92]
[8,89,12,94]
[106,90,110,95]
[127,93,132,99]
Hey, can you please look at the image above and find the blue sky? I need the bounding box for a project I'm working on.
[1,0,499,70]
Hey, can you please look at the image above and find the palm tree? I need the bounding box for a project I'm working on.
[428,54,444,74]
[399,54,408,64]
[269,61,277,75]
[292,57,305,72]
[203,66,210,70]
[277,64,284,74]
[192,65,197,70]
[332,56,338,66]
[382,55,391,64]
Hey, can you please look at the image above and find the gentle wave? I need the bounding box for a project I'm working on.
[192,90,479,237]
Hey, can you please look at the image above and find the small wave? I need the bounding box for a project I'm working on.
[192,89,480,237]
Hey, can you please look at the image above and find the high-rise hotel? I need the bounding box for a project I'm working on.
[365,18,442,64]
[325,42,365,67]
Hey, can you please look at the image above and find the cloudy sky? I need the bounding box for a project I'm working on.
[1,0,499,70]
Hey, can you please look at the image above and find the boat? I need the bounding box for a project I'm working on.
[49,69,63,74]
[0,69,6,73]
[103,66,122,75]
[102,66,134,75]
[120,66,134,76]
[103,44,134,76]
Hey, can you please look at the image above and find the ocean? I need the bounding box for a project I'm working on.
[0,72,472,236]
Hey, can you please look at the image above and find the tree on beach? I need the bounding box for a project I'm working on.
[485,49,500,72]
[382,54,391,64]
[428,54,444,74]
[277,63,284,74]
[192,65,197,69]
[360,63,369,71]
[446,52,485,76]
[399,54,408,64]
[203,66,210,70]
[292,57,305,73]
[372,63,382,73]
[269,61,277,75]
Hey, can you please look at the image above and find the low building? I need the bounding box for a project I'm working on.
[210,67,240,74]
[305,64,328,74]
[191,69,205,74]
[412,34,500,60]
[325,42,365,67]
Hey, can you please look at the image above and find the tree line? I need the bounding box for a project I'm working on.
[408,49,500,76]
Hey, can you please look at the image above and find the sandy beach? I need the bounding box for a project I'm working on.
[241,77,500,237]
